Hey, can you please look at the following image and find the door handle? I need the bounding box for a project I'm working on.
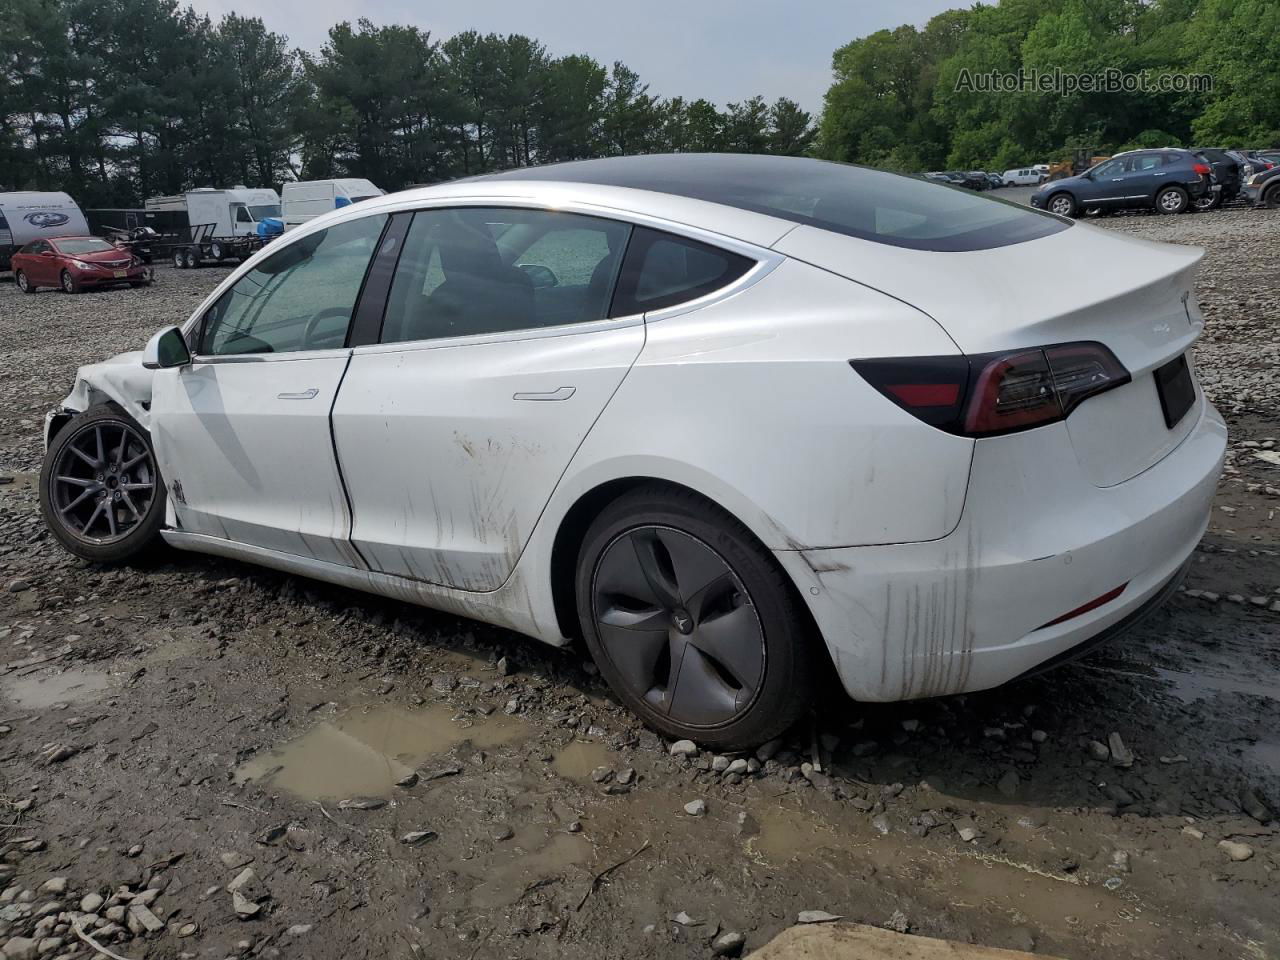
[277,388,319,400]
[513,386,576,402]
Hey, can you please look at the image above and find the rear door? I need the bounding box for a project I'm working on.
[332,204,641,590]
[150,212,389,564]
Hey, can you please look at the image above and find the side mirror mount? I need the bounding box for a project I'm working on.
[142,326,192,370]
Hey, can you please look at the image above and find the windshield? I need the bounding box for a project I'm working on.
[55,238,116,254]
[248,204,281,220]
[480,155,1068,252]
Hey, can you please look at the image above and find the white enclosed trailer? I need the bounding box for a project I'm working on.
[0,192,90,269]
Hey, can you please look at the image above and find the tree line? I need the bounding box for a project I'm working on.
[818,0,1280,172]
[0,0,814,206]
[3,0,1277,206]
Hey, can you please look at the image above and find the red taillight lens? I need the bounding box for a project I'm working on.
[1192,162,1212,176]
[852,342,1131,438]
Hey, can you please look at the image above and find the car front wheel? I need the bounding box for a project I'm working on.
[1156,186,1189,215]
[1047,193,1077,217]
[39,404,167,563]
[60,270,79,294]
[1265,184,1280,209]
[576,485,813,749]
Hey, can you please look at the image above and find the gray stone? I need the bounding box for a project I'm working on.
[997,770,1019,798]
[1,937,38,960]
[1087,740,1110,762]
[725,758,749,776]
[496,656,512,676]
[400,830,437,846]
[589,766,612,783]
[128,903,164,933]
[231,890,261,918]
[35,880,65,896]
[1218,840,1254,862]
[797,910,842,924]
[670,739,698,758]
[1108,732,1134,768]
[711,755,730,772]
[683,799,707,817]
[713,930,746,956]
[286,924,313,936]
[79,894,103,914]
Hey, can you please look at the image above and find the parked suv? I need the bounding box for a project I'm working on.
[1242,164,1280,208]
[1190,148,1241,209]
[1030,149,1214,217]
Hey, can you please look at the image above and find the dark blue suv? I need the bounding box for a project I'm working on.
[1030,149,1215,218]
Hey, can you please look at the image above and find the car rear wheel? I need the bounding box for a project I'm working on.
[60,270,79,294]
[576,486,813,749]
[1047,193,1076,217]
[39,404,166,563]
[16,270,35,294]
[1265,184,1280,209]
[1156,186,1189,215]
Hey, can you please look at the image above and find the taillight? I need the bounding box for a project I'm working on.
[851,342,1131,438]
[1192,162,1212,176]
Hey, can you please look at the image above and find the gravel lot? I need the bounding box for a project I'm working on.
[1,206,1278,960]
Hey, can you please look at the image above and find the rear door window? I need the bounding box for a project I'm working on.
[610,228,753,316]
[379,207,632,344]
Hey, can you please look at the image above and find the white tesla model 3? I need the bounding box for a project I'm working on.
[39,155,1226,748]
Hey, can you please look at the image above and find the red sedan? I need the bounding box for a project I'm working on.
[12,236,152,294]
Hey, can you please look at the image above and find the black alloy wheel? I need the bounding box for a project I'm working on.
[40,405,166,562]
[576,486,813,749]
[591,525,766,726]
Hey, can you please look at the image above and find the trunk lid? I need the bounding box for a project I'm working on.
[774,221,1205,485]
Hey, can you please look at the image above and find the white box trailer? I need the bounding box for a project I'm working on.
[0,192,90,270]
[144,187,282,268]
[281,179,383,231]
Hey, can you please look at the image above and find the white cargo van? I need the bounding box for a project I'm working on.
[0,192,90,270]
[281,179,383,230]
[1002,168,1045,186]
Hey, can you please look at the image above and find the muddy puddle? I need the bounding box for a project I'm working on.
[1154,667,1280,704]
[551,737,614,781]
[746,801,1130,945]
[234,703,525,800]
[1,665,113,709]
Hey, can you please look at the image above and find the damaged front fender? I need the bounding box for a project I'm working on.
[43,350,156,450]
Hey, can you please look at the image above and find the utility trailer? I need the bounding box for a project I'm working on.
[163,223,266,269]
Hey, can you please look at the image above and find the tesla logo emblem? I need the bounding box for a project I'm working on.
[24,212,70,228]
[673,610,694,634]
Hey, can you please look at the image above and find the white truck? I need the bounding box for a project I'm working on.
[144,187,282,267]
[0,192,90,270]
[281,179,384,231]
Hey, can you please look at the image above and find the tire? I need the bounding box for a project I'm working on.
[39,403,166,563]
[172,248,186,269]
[1156,186,1189,215]
[1005,181,1015,188]
[1192,191,1222,212]
[186,248,201,269]
[209,240,225,261]
[1264,184,1280,209]
[1047,192,1077,217]
[575,485,813,749]
[15,270,36,294]
[60,270,79,294]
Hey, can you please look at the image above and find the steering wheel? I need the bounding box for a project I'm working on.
[302,307,353,350]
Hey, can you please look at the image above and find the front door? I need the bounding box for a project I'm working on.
[332,204,641,591]
[150,211,389,564]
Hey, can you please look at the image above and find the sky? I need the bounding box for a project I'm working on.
[188,0,963,113]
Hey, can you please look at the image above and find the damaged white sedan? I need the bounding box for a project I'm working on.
[40,154,1226,748]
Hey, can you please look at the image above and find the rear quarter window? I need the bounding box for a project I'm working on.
[610,228,753,316]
